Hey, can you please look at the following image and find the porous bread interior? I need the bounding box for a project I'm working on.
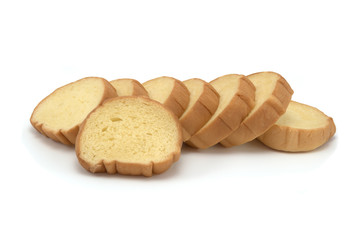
[110,79,134,96]
[143,77,174,103]
[247,72,278,116]
[276,101,329,129]
[180,79,204,119]
[79,97,180,164]
[203,75,239,126]
[32,78,105,130]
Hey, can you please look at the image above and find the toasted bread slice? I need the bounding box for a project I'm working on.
[76,96,182,177]
[110,78,148,97]
[179,78,220,141]
[258,101,336,152]
[185,74,255,149]
[30,77,117,145]
[143,76,190,118]
[221,72,293,147]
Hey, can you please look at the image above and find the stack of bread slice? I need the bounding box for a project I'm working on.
[30,72,336,176]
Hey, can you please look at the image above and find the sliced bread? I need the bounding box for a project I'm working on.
[258,101,336,152]
[185,74,255,149]
[110,78,148,97]
[30,77,117,145]
[179,78,220,141]
[143,76,190,118]
[221,71,293,147]
[75,96,182,177]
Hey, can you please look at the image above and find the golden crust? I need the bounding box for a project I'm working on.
[221,72,293,147]
[161,78,190,118]
[143,76,190,118]
[110,78,148,97]
[30,77,117,145]
[257,101,336,152]
[185,75,255,149]
[180,78,220,141]
[75,96,182,177]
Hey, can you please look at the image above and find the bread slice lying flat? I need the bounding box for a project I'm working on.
[258,101,336,152]
[221,72,293,147]
[75,96,182,177]
[30,77,117,145]
[143,76,190,118]
[179,78,220,141]
[110,78,148,97]
[185,74,255,149]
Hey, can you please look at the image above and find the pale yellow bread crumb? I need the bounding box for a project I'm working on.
[30,77,117,145]
[143,76,190,118]
[221,72,293,147]
[185,74,255,149]
[179,78,220,141]
[258,101,336,152]
[110,78,148,97]
[75,96,182,177]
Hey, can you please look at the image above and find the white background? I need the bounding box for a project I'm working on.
[1,0,355,239]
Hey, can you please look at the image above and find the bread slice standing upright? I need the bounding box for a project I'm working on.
[185,74,255,149]
[258,101,336,152]
[30,77,117,145]
[75,96,182,177]
[221,71,293,147]
[179,78,220,141]
[143,76,190,118]
[110,78,148,97]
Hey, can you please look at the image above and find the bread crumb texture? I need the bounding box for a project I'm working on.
[32,78,105,130]
[76,97,182,176]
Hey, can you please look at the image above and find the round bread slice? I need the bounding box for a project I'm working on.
[143,76,190,118]
[30,77,117,145]
[75,96,182,177]
[110,78,148,97]
[221,71,293,147]
[179,78,220,141]
[185,74,255,149]
[258,101,336,152]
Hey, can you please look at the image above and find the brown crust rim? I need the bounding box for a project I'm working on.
[185,75,255,149]
[257,101,336,152]
[180,78,220,142]
[221,72,294,147]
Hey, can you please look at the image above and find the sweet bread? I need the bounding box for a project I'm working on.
[185,74,255,149]
[143,76,190,118]
[179,78,220,141]
[75,96,182,176]
[110,78,148,97]
[221,71,293,147]
[30,77,117,145]
[258,101,336,152]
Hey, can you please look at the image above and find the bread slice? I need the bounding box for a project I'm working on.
[143,76,190,118]
[221,71,293,147]
[179,78,220,141]
[258,101,336,152]
[75,96,182,177]
[185,74,255,149]
[30,77,117,145]
[110,78,148,97]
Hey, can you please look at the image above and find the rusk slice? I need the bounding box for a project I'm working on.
[258,101,336,152]
[110,78,148,97]
[143,76,190,118]
[221,72,293,147]
[179,78,220,141]
[75,96,182,177]
[185,74,255,149]
[30,77,117,145]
